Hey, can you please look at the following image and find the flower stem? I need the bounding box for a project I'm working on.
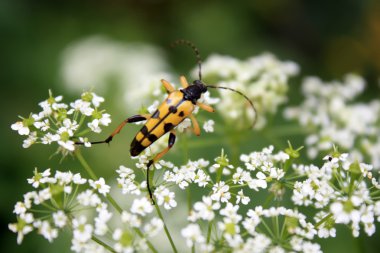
[154,202,178,253]
[134,229,158,253]
[207,221,213,243]
[92,235,116,253]
[314,213,333,228]
[74,149,97,180]
[74,149,158,252]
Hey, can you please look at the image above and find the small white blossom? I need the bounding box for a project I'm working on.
[154,186,177,210]
[11,121,30,135]
[72,216,93,243]
[130,197,154,216]
[203,120,215,133]
[144,217,164,237]
[211,181,231,203]
[181,223,205,247]
[53,211,67,228]
[89,178,110,196]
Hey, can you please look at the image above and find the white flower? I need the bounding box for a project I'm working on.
[154,186,177,210]
[144,217,164,237]
[9,213,34,244]
[72,216,93,243]
[88,119,102,133]
[53,211,67,228]
[248,171,267,191]
[99,113,111,126]
[78,137,91,147]
[89,177,110,196]
[41,133,60,144]
[36,220,58,242]
[22,132,37,148]
[211,181,231,203]
[73,173,87,184]
[181,223,205,247]
[77,190,101,207]
[176,118,191,133]
[194,169,210,187]
[57,139,75,151]
[121,211,141,228]
[236,189,250,205]
[70,100,94,116]
[203,120,215,132]
[192,196,220,221]
[13,202,27,215]
[112,229,133,253]
[94,207,112,236]
[11,121,30,135]
[130,197,154,216]
[27,168,51,188]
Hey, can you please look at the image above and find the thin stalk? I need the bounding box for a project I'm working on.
[261,218,275,238]
[92,235,116,253]
[134,229,158,253]
[314,213,333,228]
[154,202,178,253]
[74,149,157,252]
[207,221,213,243]
[74,149,97,180]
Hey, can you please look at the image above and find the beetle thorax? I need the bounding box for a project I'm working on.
[181,80,208,104]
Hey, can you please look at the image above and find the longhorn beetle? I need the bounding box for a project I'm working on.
[76,40,257,202]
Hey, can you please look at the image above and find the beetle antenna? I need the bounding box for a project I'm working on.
[207,85,258,128]
[171,39,202,80]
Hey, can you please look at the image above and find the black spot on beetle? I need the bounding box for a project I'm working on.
[148,134,158,142]
[178,111,184,117]
[169,106,177,113]
[164,123,174,132]
[151,110,160,119]
[130,138,146,156]
[140,125,148,135]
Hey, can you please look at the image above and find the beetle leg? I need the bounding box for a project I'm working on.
[189,114,200,136]
[161,79,175,93]
[75,114,150,145]
[146,130,176,203]
[197,102,215,113]
[180,75,189,88]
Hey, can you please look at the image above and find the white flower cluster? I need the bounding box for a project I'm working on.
[199,53,299,129]
[10,143,380,252]
[183,204,322,253]
[292,152,380,238]
[8,168,167,253]
[284,74,380,168]
[11,91,111,152]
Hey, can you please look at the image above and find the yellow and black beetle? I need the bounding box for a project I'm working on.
[77,40,257,202]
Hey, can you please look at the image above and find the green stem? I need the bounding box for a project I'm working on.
[314,213,333,228]
[92,235,116,253]
[154,202,178,253]
[75,149,157,252]
[74,149,97,180]
[261,218,275,239]
[207,221,213,243]
[134,229,158,253]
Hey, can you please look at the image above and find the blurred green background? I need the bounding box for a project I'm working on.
[2,0,380,252]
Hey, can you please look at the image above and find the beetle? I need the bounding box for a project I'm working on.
[76,40,257,202]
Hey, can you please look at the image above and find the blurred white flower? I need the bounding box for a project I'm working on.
[60,36,170,112]
[284,74,380,168]
[198,53,299,129]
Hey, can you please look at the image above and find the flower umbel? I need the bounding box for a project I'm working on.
[11,90,111,153]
